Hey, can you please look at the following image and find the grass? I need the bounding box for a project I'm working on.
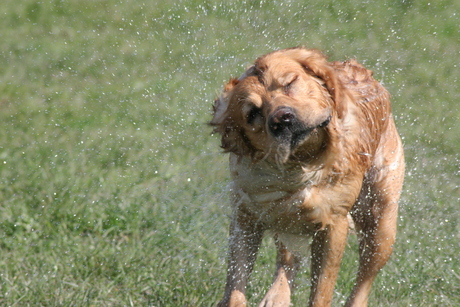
[0,0,459,306]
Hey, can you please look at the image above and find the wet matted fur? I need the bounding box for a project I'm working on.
[211,47,404,307]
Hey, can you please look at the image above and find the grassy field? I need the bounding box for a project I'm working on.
[0,0,459,306]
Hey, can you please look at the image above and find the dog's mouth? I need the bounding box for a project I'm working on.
[268,107,331,152]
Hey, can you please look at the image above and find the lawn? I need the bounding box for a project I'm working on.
[0,0,459,306]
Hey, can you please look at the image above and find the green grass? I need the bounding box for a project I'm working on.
[0,0,459,305]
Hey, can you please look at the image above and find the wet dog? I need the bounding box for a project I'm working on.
[211,47,404,306]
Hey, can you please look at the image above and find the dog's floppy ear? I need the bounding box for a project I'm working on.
[211,78,257,157]
[211,65,256,128]
[281,48,348,119]
[210,78,238,128]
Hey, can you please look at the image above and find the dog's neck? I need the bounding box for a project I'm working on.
[230,154,326,196]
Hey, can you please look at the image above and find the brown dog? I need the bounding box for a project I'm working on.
[211,47,404,307]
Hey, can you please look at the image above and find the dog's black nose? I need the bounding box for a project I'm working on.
[268,107,296,136]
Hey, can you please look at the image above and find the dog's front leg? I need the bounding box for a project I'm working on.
[259,236,300,307]
[309,215,349,307]
[217,212,264,307]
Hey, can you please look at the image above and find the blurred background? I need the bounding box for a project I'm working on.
[0,0,458,305]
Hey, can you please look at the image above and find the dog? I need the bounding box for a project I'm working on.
[210,47,404,307]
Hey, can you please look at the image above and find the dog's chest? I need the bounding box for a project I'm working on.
[230,155,326,229]
[231,155,316,199]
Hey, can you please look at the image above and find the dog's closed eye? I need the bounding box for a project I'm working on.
[284,76,299,95]
[246,107,263,125]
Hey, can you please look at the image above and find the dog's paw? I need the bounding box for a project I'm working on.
[217,290,247,307]
[258,287,291,307]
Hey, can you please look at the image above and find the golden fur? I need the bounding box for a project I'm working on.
[211,47,405,307]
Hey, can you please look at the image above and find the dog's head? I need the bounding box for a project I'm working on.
[211,47,347,164]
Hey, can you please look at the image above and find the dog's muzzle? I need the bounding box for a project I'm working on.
[268,107,331,148]
[268,107,297,136]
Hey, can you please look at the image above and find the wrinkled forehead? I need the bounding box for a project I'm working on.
[254,54,305,82]
[239,54,305,87]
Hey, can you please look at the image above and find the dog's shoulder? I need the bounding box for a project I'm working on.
[330,60,390,106]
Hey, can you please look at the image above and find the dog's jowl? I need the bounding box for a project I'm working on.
[211,47,405,307]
